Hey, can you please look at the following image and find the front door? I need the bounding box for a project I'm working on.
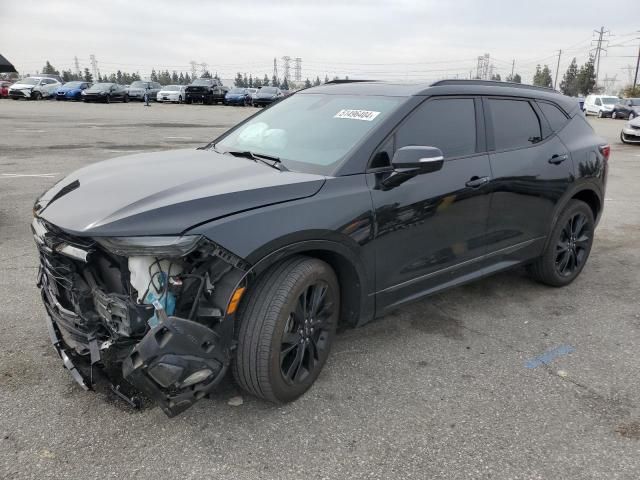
[369,97,493,314]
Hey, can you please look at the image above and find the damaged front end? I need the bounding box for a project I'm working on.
[32,217,249,416]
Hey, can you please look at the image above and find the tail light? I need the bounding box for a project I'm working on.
[599,144,610,161]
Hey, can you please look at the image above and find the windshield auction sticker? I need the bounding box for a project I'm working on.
[334,109,381,121]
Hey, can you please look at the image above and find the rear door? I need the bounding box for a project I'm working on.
[370,96,493,312]
[483,97,574,263]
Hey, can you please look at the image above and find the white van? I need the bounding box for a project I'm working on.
[583,95,620,118]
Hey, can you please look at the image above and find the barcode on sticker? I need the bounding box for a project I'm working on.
[334,109,381,121]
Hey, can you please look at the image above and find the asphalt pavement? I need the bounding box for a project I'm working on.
[1,100,639,479]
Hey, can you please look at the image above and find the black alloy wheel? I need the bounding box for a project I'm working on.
[554,212,591,277]
[280,281,334,385]
[528,199,594,287]
[233,256,339,403]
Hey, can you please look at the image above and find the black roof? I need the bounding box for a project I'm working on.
[302,79,577,113]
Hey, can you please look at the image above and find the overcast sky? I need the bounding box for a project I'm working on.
[1,0,638,86]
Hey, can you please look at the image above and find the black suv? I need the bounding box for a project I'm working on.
[33,80,608,416]
[184,77,229,105]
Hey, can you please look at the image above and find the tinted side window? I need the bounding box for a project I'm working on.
[396,98,476,158]
[538,102,568,132]
[488,99,542,150]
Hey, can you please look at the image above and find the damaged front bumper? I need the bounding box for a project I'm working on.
[34,217,249,417]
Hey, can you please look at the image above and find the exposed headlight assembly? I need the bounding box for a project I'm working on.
[94,235,202,257]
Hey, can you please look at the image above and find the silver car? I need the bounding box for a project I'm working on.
[620,116,640,144]
[8,77,61,100]
[127,80,162,101]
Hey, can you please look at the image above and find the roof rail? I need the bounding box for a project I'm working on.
[324,79,378,84]
[430,79,560,94]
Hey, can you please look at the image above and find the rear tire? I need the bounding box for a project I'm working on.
[597,110,603,118]
[233,256,339,403]
[528,200,594,287]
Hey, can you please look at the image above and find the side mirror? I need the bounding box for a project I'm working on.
[379,146,444,191]
[391,146,444,173]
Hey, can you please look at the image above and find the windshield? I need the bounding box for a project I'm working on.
[192,79,212,86]
[229,88,245,94]
[19,78,40,85]
[64,81,84,88]
[628,98,640,106]
[602,97,619,105]
[260,87,277,94]
[89,83,113,91]
[247,88,258,94]
[214,93,403,175]
[162,85,180,91]
[130,81,148,88]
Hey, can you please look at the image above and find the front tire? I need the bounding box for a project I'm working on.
[629,112,636,120]
[528,200,595,287]
[32,91,42,101]
[597,110,603,118]
[233,256,339,403]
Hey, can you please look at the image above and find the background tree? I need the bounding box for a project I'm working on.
[314,76,321,86]
[83,68,93,82]
[271,74,278,87]
[491,73,501,81]
[243,74,249,87]
[171,71,179,83]
[560,58,579,96]
[178,72,185,84]
[184,73,191,84]
[576,57,596,95]
[623,85,640,97]
[42,61,59,75]
[533,64,553,88]
[248,74,253,87]
[201,70,212,79]
[506,73,521,83]
[254,77,263,88]
[150,69,158,82]
[304,78,312,88]
[263,74,270,86]
[234,72,245,87]
[280,78,289,90]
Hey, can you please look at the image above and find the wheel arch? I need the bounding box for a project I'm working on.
[234,240,374,328]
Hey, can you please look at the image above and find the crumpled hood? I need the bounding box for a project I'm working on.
[36,149,326,237]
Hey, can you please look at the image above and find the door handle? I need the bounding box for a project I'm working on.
[549,154,568,165]
[465,176,490,188]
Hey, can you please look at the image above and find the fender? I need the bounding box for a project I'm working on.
[224,238,375,328]
[544,178,604,250]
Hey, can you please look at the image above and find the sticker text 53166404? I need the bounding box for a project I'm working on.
[334,109,381,121]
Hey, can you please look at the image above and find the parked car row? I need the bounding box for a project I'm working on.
[4,75,291,107]
[583,94,640,120]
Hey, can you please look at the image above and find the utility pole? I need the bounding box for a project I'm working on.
[592,26,609,87]
[272,58,278,84]
[74,56,81,77]
[553,49,562,90]
[281,56,291,83]
[294,57,302,82]
[89,54,98,81]
[634,41,640,89]
[190,61,198,80]
[511,59,515,79]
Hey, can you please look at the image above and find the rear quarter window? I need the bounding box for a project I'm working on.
[537,101,569,132]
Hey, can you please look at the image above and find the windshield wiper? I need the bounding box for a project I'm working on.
[224,150,288,171]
